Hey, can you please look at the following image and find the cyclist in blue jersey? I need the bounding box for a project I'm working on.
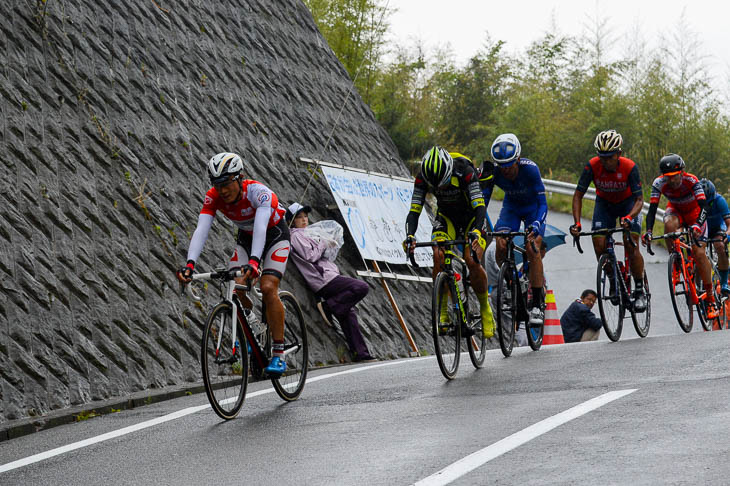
[701,178,730,295]
[479,133,548,325]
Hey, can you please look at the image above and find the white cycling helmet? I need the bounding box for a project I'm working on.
[208,152,243,185]
[594,129,622,156]
[491,133,521,167]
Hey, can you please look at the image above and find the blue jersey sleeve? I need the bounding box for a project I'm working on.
[713,195,730,220]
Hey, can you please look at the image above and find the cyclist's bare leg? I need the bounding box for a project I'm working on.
[465,243,487,294]
[495,235,508,267]
[591,235,607,260]
[261,274,285,341]
[715,239,729,271]
[624,232,645,279]
[431,246,445,280]
[526,234,544,289]
[663,214,680,236]
[692,242,714,297]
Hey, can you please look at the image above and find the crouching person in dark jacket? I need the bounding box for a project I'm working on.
[560,289,602,342]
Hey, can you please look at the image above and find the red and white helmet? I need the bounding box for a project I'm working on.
[208,152,243,185]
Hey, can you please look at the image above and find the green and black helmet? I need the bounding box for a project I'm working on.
[420,146,453,187]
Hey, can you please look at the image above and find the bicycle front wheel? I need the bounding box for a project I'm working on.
[201,302,248,420]
[697,272,719,332]
[466,284,486,369]
[271,292,309,401]
[597,254,624,342]
[668,253,693,333]
[496,262,517,357]
[432,272,460,379]
[631,271,651,338]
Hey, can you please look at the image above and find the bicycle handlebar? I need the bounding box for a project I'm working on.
[486,230,538,254]
[647,229,696,256]
[572,226,635,255]
[407,239,478,268]
[179,269,257,303]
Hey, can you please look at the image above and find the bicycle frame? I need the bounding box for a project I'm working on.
[410,239,471,328]
[490,231,532,321]
[653,230,703,306]
[186,271,299,371]
[573,228,634,298]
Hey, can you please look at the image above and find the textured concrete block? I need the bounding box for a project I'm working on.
[0,0,415,424]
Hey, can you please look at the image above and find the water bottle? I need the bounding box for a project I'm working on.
[455,273,467,304]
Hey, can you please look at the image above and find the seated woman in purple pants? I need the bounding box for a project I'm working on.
[286,202,376,362]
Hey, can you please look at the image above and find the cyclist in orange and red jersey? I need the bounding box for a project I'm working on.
[176,152,291,376]
[569,130,647,312]
[642,153,718,318]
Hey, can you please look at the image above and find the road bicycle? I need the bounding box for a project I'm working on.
[574,227,650,341]
[491,230,544,356]
[648,230,720,333]
[409,239,486,380]
[182,269,308,420]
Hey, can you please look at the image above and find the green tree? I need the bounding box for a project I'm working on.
[304,0,392,103]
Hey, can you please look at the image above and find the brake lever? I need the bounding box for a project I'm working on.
[573,235,584,254]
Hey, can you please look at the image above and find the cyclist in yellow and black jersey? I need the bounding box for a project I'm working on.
[404,146,496,338]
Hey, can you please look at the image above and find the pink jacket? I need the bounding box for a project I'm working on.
[290,227,340,292]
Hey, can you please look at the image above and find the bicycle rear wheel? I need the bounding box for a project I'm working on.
[668,253,693,333]
[496,262,517,357]
[597,254,624,342]
[432,272,460,379]
[630,271,651,338]
[466,285,486,369]
[201,302,248,420]
[271,292,309,401]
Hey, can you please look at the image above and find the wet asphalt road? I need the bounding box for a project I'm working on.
[2,329,730,485]
[2,207,727,485]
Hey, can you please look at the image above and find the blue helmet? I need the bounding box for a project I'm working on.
[491,133,521,167]
[700,178,716,202]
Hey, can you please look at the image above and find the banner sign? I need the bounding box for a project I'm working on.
[321,166,433,266]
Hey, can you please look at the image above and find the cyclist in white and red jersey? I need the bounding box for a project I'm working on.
[177,152,291,376]
[570,130,647,311]
[642,153,719,318]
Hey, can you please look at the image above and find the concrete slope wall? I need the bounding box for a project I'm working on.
[0,0,433,424]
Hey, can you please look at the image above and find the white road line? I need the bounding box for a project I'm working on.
[414,388,637,486]
[0,357,430,474]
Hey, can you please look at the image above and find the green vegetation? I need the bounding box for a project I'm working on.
[74,410,100,421]
[306,3,730,195]
[231,361,242,375]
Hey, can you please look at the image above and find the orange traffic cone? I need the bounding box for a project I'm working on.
[543,290,564,345]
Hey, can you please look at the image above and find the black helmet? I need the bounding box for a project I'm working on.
[700,178,716,201]
[659,153,685,175]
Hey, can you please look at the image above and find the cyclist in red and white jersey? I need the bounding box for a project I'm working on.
[570,130,647,311]
[642,153,718,318]
[177,152,291,375]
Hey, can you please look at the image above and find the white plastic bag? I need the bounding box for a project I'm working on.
[304,220,344,261]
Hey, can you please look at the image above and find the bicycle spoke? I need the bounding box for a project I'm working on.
[202,302,248,420]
